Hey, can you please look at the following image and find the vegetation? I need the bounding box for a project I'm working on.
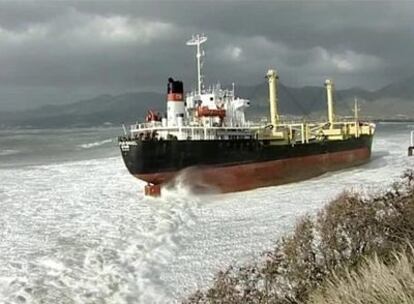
[184,170,414,304]
[309,248,414,304]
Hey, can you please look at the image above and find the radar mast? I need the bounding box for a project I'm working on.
[186,34,207,95]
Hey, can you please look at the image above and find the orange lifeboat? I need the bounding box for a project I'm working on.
[197,106,226,119]
[145,110,161,122]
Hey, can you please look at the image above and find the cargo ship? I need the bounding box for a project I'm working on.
[118,34,375,196]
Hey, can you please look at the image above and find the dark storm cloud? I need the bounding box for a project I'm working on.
[0,0,413,110]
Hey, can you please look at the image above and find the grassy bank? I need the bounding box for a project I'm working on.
[309,248,414,304]
[184,170,414,304]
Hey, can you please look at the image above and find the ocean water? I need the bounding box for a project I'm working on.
[0,123,413,303]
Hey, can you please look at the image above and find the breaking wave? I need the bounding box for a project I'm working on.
[0,157,202,303]
[79,139,113,149]
[0,124,413,303]
[163,167,221,197]
[0,149,20,156]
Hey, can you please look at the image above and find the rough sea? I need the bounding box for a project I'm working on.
[0,123,413,303]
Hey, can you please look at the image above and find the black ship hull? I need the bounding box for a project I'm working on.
[119,135,373,193]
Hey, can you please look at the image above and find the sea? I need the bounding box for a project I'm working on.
[0,122,413,303]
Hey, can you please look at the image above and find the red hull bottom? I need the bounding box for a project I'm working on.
[136,147,371,195]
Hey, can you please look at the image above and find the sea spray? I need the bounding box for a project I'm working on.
[79,139,113,149]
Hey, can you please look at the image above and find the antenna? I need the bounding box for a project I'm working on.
[186,34,208,95]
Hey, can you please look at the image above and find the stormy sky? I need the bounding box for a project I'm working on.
[0,1,413,110]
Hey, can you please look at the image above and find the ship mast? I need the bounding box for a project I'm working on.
[354,97,359,122]
[186,34,207,95]
[266,69,280,127]
[325,79,335,128]
[354,97,360,138]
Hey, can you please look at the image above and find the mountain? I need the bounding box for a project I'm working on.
[1,75,414,128]
[0,92,164,128]
[373,75,414,100]
[237,75,414,120]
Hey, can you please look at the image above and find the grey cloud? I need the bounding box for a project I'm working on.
[0,1,413,110]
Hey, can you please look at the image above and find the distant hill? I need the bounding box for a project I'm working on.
[374,75,414,100]
[0,92,164,128]
[237,76,414,120]
[1,75,414,128]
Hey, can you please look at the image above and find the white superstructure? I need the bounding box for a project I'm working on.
[124,34,375,143]
[127,34,253,141]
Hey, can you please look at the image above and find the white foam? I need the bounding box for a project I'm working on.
[0,149,20,156]
[79,138,113,149]
[0,125,413,303]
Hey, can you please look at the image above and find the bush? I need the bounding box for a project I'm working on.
[309,248,414,304]
[183,170,414,303]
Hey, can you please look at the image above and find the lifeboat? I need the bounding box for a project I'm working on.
[145,110,161,122]
[197,106,226,119]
